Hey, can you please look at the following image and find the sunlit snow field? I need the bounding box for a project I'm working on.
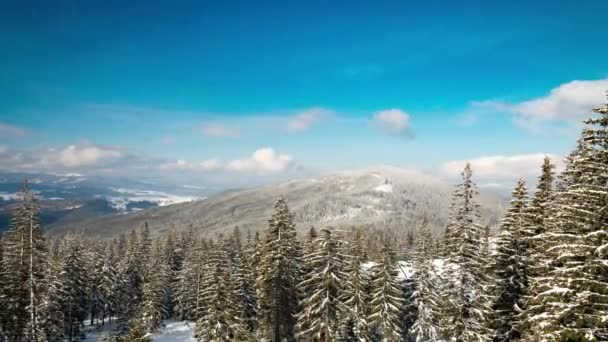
[83,320,194,341]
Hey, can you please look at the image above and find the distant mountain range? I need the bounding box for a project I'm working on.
[4,167,508,239]
[0,172,212,232]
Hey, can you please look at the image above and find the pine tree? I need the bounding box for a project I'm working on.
[490,179,532,341]
[410,217,441,341]
[174,237,207,321]
[337,229,371,342]
[141,239,170,333]
[59,236,90,341]
[368,239,403,341]
[256,197,301,342]
[196,240,248,341]
[236,230,258,334]
[115,230,145,336]
[525,96,608,341]
[297,228,349,341]
[122,318,152,342]
[40,238,65,341]
[0,181,47,341]
[441,163,492,341]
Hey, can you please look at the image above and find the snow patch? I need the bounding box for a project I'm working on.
[374,183,393,193]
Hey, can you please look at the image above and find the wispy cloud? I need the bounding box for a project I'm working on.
[201,123,241,138]
[0,122,30,138]
[286,107,334,132]
[373,109,414,138]
[462,79,608,132]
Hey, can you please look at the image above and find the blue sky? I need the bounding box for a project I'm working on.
[1,0,607,188]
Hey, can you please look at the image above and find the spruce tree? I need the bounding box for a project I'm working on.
[59,236,89,341]
[368,238,403,341]
[141,239,170,333]
[410,217,441,341]
[337,229,370,342]
[490,179,532,341]
[256,197,301,342]
[441,163,492,341]
[196,240,248,341]
[297,228,349,341]
[525,96,608,341]
[0,181,47,341]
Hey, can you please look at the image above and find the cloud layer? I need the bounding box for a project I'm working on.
[471,79,608,131]
[440,153,564,189]
[226,148,293,173]
[0,123,30,138]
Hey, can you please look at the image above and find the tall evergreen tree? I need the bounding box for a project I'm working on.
[297,228,349,341]
[490,179,532,341]
[0,181,47,341]
[256,197,301,342]
[59,236,89,341]
[410,217,441,341]
[368,239,403,341]
[141,239,170,333]
[525,96,608,341]
[337,230,371,342]
[441,163,492,341]
[196,240,248,341]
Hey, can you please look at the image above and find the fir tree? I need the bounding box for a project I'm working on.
[0,181,47,341]
[59,236,90,341]
[256,197,301,342]
[196,240,248,341]
[368,239,403,341]
[441,163,492,341]
[337,229,371,342]
[490,179,532,341]
[526,96,608,341]
[410,217,441,341]
[141,239,170,333]
[297,228,349,341]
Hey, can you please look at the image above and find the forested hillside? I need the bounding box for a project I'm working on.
[0,97,607,341]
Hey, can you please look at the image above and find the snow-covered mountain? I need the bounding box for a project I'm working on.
[42,167,507,239]
[0,172,210,231]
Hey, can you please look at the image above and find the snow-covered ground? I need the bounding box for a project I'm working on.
[82,320,194,341]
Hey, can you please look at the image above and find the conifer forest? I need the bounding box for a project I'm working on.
[1,98,607,342]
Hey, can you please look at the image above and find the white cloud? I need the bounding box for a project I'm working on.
[56,144,124,167]
[0,123,30,138]
[201,123,240,138]
[286,107,333,132]
[227,148,293,173]
[199,159,221,171]
[440,153,564,188]
[373,109,413,138]
[471,79,608,131]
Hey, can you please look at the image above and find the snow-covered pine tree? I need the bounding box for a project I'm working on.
[141,238,170,333]
[441,163,492,341]
[256,196,301,342]
[490,179,532,341]
[122,318,152,342]
[174,236,207,321]
[518,157,556,339]
[161,228,184,319]
[234,229,258,334]
[59,235,90,341]
[368,238,404,341]
[337,229,371,342]
[0,181,47,341]
[40,238,65,341]
[526,96,608,341]
[297,228,349,341]
[410,217,441,341]
[196,239,248,341]
[115,230,146,336]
